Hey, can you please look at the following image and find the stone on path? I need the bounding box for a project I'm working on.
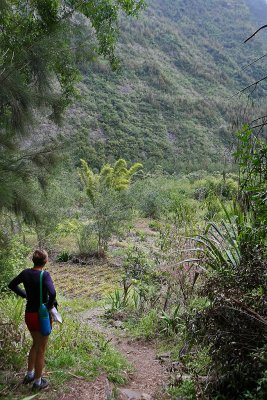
[118,388,152,400]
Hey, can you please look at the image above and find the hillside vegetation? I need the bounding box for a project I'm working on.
[62,0,267,173]
[1,2,266,399]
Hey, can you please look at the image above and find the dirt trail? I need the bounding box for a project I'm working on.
[59,307,168,400]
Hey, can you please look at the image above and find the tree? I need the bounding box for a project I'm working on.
[79,158,142,255]
[79,158,143,204]
[0,0,145,219]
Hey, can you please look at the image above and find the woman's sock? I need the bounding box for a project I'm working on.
[34,377,41,385]
[27,370,34,379]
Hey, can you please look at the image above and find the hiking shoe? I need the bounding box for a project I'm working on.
[32,378,49,391]
[22,375,34,384]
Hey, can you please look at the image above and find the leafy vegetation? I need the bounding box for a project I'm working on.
[1,1,267,399]
[102,128,266,399]
[0,0,144,222]
[79,158,142,255]
[0,295,131,398]
[66,0,267,173]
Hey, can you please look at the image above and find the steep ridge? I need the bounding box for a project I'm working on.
[65,0,267,173]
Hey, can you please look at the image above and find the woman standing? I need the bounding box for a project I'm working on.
[8,249,56,391]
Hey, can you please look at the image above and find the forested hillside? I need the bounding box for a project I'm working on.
[61,0,267,173]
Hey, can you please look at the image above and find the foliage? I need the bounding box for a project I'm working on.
[168,379,196,400]
[108,288,129,312]
[242,364,267,399]
[185,127,267,398]
[79,158,142,205]
[68,0,267,174]
[106,246,158,316]
[130,175,197,219]
[193,176,238,220]
[121,246,164,312]
[0,234,30,292]
[130,178,170,218]
[201,191,222,220]
[56,250,71,262]
[194,203,243,272]
[160,305,182,335]
[234,125,267,231]
[77,223,99,256]
[0,296,30,370]
[193,177,238,201]
[0,0,144,219]
[125,309,159,339]
[32,171,81,248]
[55,218,82,237]
[0,295,131,390]
[192,242,267,399]
[79,159,142,255]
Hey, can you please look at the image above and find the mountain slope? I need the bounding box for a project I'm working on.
[65,0,267,173]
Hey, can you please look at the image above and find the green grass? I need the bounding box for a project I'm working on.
[0,295,132,398]
[59,295,102,313]
[124,309,159,340]
[168,380,196,400]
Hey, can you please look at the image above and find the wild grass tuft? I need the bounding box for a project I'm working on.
[124,309,159,340]
[0,296,131,390]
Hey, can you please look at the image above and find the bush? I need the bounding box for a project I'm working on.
[192,241,267,399]
[193,177,237,201]
[168,379,196,400]
[0,296,29,370]
[56,250,71,262]
[130,176,194,219]
[125,309,159,339]
[0,235,30,292]
[77,223,98,256]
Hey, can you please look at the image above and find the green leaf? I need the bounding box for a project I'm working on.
[20,395,38,400]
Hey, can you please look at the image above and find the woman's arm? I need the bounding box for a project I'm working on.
[8,271,27,298]
[44,272,56,310]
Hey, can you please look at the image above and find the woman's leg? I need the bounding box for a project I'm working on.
[30,332,49,379]
[28,334,37,371]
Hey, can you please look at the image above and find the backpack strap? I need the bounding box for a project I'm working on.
[40,271,44,307]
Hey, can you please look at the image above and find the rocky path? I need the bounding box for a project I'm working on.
[58,307,168,400]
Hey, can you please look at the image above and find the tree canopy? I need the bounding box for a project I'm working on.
[0,0,145,219]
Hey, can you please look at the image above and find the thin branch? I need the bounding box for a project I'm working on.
[13,148,57,163]
[251,121,267,129]
[250,115,267,124]
[231,297,267,325]
[231,74,267,98]
[241,52,267,71]
[247,83,258,98]
[222,305,267,327]
[243,74,267,92]
[244,24,267,43]
[0,146,60,171]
